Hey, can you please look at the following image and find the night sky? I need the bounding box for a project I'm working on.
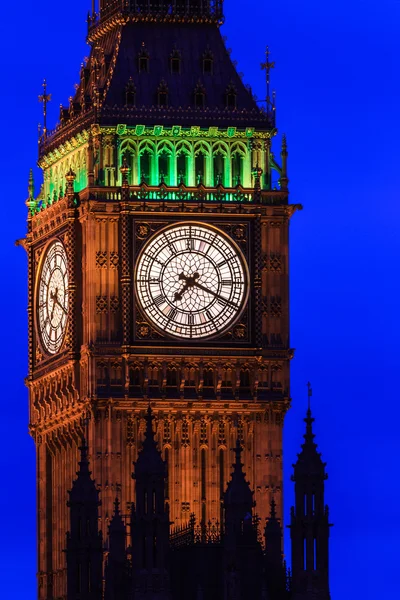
[0,0,397,597]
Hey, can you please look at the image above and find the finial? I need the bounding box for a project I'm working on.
[261,46,275,115]
[307,381,312,412]
[28,169,34,199]
[38,79,51,140]
[25,169,37,214]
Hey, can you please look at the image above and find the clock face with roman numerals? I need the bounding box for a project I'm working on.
[37,240,69,354]
[135,222,248,339]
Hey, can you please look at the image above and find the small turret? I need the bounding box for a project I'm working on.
[131,406,171,599]
[104,497,129,600]
[264,496,286,599]
[223,439,262,600]
[66,440,103,600]
[290,386,331,600]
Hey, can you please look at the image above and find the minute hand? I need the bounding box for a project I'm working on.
[193,281,238,309]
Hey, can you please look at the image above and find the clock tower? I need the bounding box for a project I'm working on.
[25,1,300,597]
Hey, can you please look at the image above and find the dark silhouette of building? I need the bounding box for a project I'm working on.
[64,406,331,599]
[22,0,332,598]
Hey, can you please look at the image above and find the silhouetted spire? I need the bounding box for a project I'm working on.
[134,405,165,477]
[105,497,129,600]
[66,440,103,600]
[224,438,254,512]
[290,397,331,600]
[223,440,262,600]
[264,496,286,598]
[131,406,171,599]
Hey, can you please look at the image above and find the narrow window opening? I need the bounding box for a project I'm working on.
[171,56,181,74]
[195,90,205,108]
[213,154,224,186]
[125,78,136,106]
[139,56,149,73]
[303,538,307,570]
[152,490,156,513]
[312,493,316,514]
[203,369,213,387]
[139,151,151,184]
[158,153,169,185]
[144,490,148,514]
[177,154,187,184]
[231,153,243,186]
[203,57,213,74]
[195,154,206,184]
[158,90,168,108]
[226,90,237,109]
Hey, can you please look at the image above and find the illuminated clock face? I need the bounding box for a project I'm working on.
[135,223,248,339]
[37,240,69,354]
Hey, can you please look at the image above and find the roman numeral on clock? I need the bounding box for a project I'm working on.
[153,295,165,307]
[167,307,177,321]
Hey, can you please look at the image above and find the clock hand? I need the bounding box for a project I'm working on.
[174,272,199,302]
[50,288,58,321]
[54,297,68,315]
[193,281,239,309]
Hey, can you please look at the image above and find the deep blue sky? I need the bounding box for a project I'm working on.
[1,0,398,597]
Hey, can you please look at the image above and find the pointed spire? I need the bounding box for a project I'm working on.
[265,494,282,539]
[224,438,253,511]
[68,439,100,505]
[109,496,125,536]
[25,169,37,214]
[134,405,165,476]
[279,133,289,190]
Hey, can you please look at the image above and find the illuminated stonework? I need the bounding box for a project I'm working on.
[25,1,297,597]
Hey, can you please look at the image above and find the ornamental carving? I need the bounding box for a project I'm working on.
[232,324,246,339]
[269,253,282,272]
[110,296,120,312]
[96,296,108,313]
[269,296,282,318]
[136,222,151,239]
[96,251,108,268]
[110,251,119,268]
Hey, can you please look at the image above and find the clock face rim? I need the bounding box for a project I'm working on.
[35,239,69,356]
[134,221,249,341]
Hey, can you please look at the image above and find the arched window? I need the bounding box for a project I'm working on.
[177,153,187,184]
[203,48,214,74]
[139,150,152,184]
[213,153,224,186]
[231,152,243,186]
[170,48,181,74]
[195,153,206,184]
[138,43,149,73]
[226,84,237,109]
[194,82,206,108]
[158,150,170,185]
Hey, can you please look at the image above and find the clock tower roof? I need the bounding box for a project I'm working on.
[39,3,273,156]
